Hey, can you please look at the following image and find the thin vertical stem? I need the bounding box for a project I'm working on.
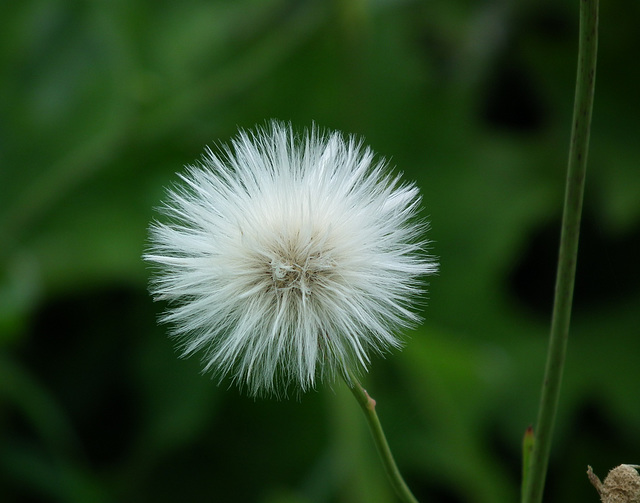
[345,373,420,503]
[522,1,599,502]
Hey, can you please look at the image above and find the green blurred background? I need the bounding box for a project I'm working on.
[1,0,639,502]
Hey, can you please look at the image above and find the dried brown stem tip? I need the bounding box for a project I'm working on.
[588,465,640,503]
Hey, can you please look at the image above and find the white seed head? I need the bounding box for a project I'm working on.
[144,121,438,397]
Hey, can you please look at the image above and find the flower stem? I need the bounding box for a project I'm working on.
[345,372,420,503]
[522,1,598,502]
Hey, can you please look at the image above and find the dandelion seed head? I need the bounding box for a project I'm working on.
[144,121,438,397]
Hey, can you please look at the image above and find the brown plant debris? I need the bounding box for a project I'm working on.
[587,465,640,503]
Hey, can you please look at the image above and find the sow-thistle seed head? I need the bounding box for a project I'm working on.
[144,121,438,397]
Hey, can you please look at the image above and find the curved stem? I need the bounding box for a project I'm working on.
[522,1,599,502]
[345,372,419,503]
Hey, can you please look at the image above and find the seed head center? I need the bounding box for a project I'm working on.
[270,252,335,297]
[271,259,304,289]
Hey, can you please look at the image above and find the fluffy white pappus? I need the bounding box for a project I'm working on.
[144,121,437,397]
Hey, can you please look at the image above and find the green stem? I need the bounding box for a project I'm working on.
[345,372,419,503]
[522,1,598,503]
